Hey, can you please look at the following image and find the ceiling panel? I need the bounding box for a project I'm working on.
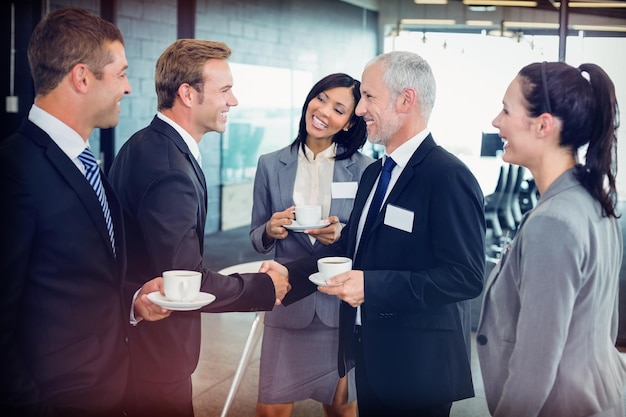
[375,0,626,37]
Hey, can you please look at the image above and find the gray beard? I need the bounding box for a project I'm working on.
[367,116,402,148]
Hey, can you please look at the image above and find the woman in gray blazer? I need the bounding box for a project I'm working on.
[477,61,626,417]
[250,73,373,417]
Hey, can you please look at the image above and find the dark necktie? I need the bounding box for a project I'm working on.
[78,148,116,255]
[362,156,396,236]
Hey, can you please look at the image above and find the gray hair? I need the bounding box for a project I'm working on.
[366,51,436,120]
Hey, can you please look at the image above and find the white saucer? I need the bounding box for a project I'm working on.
[147,291,216,311]
[285,220,331,232]
[309,272,330,286]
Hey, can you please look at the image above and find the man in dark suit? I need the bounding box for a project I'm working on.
[264,51,485,417]
[0,8,170,417]
[108,39,290,417]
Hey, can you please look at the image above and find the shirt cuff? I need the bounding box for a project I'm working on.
[130,288,143,326]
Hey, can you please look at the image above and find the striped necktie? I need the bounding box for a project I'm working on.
[78,148,116,255]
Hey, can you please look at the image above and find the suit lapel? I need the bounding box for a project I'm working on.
[190,153,207,251]
[102,176,126,275]
[277,146,298,211]
[150,117,208,248]
[151,117,207,189]
[151,117,207,206]
[355,136,437,253]
[483,207,530,292]
[189,155,207,208]
[41,133,116,260]
[349,160,380,261]
[385,135,435,205]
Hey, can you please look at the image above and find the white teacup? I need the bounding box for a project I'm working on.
[294,205,322,226]
[317,257,352,280]
[163,270,201,302]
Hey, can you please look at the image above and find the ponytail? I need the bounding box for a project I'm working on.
[520,62,619,218]
[575,64,619,218]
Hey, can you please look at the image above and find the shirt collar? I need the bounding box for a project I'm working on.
[28,104,90,159]
[386,128,430,169]
[298,142,337,162]
[157,112,201,163]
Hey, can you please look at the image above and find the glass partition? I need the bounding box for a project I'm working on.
[219,63,313,230]
[222,63,313,184]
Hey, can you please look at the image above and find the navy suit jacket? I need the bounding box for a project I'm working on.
[285,135,486,408]
[108,116,276,383]
[0,120,131,415]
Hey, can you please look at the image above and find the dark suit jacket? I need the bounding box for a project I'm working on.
[0,120,131,415]
[285,135,485,408]
[108,116,276,383]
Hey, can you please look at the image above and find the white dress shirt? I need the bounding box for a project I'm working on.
[293,143,336,244]
[28,104,93,173]
[355,128,430,324]
[157,112,202,164]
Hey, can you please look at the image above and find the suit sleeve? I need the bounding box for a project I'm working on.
[249,154,273,254]
[492,216,580,417]
[281,226,349,306]
[136,169,275,312]
[0,148,41,411]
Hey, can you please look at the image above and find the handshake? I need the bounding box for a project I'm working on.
[258,257,363,308]
[258,260,291,306]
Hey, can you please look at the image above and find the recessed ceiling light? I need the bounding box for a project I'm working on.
[463,0,538,6]
[415,0,448,4]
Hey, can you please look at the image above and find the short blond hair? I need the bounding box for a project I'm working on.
[155,39,231,110]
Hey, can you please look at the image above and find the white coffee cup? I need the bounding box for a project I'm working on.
[163,270,201,302]
[294,205,322,226]
[317,257,352,280]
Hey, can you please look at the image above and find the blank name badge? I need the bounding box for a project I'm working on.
[384,204,414,233]
[331,182,358,199]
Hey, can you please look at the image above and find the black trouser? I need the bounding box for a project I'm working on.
[353,326,452,417]
[125,375,194,417]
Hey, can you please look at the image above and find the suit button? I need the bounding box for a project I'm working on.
[477,334,488,345]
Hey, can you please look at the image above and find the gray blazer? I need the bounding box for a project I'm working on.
[477,168,626,417]
[250,144,373,328]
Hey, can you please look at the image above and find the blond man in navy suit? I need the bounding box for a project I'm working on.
[109,39,290,417]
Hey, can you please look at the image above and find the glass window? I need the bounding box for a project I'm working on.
[222,63,313,184]
[385,31,626,194]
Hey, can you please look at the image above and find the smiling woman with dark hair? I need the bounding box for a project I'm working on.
[250,73,372,417]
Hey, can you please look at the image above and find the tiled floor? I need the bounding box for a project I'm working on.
[191,312,489,417]
[192,226,625,417]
